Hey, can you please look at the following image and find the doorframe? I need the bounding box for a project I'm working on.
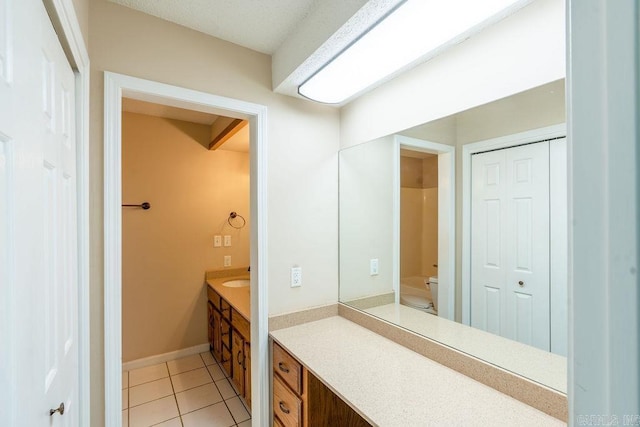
[43,1,91,425]
[394,135,456,320]
[461,123,566,327]
[104,72,269,426]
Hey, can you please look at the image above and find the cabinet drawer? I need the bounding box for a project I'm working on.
[207,287,221,310]
[220,299,231,321]
[232,309,250,340]
[273,342,302,395]
[273,375,302,427]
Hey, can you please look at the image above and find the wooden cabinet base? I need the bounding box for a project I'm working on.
[208,285,251,412]
[272,341,371,427]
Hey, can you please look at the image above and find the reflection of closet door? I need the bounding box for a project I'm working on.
[471,141,550,351]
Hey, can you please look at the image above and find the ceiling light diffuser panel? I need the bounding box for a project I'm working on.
[298,0,533,104]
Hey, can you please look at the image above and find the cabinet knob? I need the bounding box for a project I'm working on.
[518,280,525,287]
[50,402,65,416]
[278,401,290,414]
[278,362,290,373]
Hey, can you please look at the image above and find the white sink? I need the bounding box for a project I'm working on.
[223,279,250,288]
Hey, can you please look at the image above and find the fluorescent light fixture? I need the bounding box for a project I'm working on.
[298,0,531,104]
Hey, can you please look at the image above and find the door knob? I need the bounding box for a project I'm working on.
[50,402,64,416]
[518,280,524,287]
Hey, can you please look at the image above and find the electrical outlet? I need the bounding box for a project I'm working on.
[224,255,231,267]
[291,266,302,287]
[370,258,379,276]
[214,235,222,247]
[223,235,231,247]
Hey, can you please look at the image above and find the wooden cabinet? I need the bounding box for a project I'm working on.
[272,342,371,427]
[207,285,251,410]
[232,331,245,395]
[244,341,251,409]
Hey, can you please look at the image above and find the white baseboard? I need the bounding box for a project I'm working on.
[122,343,211,371]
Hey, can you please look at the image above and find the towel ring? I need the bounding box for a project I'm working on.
[228,212,246,229]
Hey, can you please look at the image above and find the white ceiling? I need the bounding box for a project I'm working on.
[109,0,320,54]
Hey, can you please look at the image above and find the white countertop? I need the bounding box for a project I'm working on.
[270,316,565,427]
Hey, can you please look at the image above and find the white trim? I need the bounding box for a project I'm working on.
[392,139,400,303]
[122,344,211,372]
[45,1,91,425]
[461,124,566,326]
[104,72,269,427]
[549,138,568,356]
[394,135,456,320]
[568,0,640,420]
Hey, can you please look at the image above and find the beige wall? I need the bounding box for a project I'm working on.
[121,112,250,362]
[89,0,340,423]
[339,136,395,301]
[400,157,438,279]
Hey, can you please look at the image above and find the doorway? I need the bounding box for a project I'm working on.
[394,135,455,320]
[462,124,567,355]
[104,73,269,426]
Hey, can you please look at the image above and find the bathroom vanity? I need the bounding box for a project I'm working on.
[206,269,251,409]
[270,315,565,426]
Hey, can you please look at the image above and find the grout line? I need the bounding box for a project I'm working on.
[125,354,250,426]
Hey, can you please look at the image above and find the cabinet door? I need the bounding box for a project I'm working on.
[212,308,222,362]
[221,344,232,378]
[221,317,232,377]
[232,333,245,396]
[207,302,214,348]
[244,341,251,410]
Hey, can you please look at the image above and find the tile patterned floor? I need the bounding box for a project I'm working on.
[123,351,251,427]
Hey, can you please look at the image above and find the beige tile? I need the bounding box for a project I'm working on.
[215,378,236,400]
[129,395,178,427]
[176,383,223,415]
[122,371,129,389]
[154,417,182,427]
[237,420,251,427]
[122,409,128,427]
[122,388,128,410]
[206,364,226,381]
[129,377,174,407]
[181,401,235,427]
[200,351,215,366]
[226,396,250,423]
[167,354,205,375]
[129,363,169,387]
[171,367,212,393]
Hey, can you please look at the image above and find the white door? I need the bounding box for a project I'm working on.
[471,141,550,351]
[0,1,79,425]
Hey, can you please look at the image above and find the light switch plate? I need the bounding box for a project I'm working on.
[291,267,302,287]
[223,235,231,247]
[214,235,222,247]
[224,255,231,267]
[370,258,379,276]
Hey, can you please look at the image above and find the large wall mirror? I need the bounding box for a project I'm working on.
[339,79,567,393]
